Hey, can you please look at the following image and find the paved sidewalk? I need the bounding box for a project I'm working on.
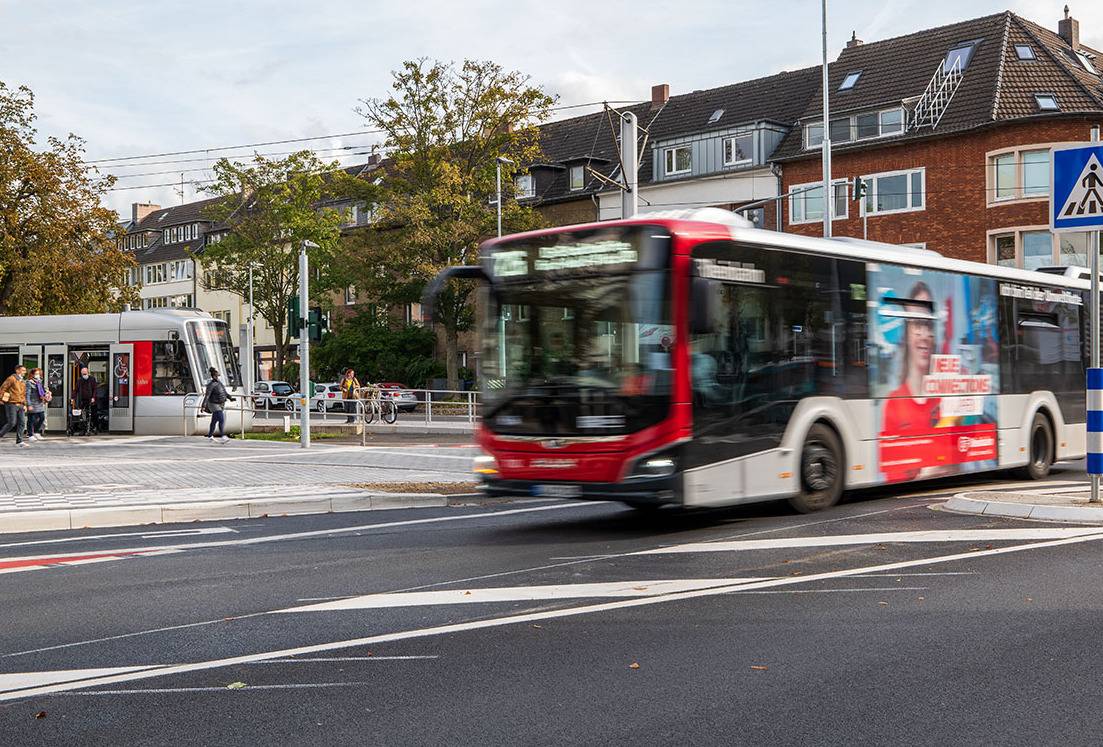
[0,435,478,533]
[942,480,1103,524]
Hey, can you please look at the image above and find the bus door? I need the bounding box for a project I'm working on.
[109,343,134,432]
[44,345,66,431]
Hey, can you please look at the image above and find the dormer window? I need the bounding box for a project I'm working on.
[944,41,978,73]
[569,165,585,191]
[664,146,692,176]
[723,134,753,166]
[515,174,535,199]
[1035,93,1059,111]
[1015,45,1036,60]
[839,71,861,91]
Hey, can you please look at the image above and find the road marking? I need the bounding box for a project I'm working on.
[70,682,378,695]
[0,666,160,693]
[6,528,1103,702]
[250,656,439,663]
[633,527,1103,555]
[0,502,604,569]
[0,527,236,551]
[733,586,927,595]
[0,550,150,572]
[272,579,774,613]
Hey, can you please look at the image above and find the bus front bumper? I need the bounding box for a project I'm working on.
[479,474,681,506]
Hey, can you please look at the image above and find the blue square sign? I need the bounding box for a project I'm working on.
[1052,144,1103,232]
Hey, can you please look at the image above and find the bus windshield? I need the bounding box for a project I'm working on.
[481,225,672,436]
[189,320,242,388]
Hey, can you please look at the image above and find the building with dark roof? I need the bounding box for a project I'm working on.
[776,8,1103,266]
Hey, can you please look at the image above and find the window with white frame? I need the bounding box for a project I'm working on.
[804,107,905,149]
[170,259,193,281]
[723,134,753,166]
[211,310,232,325]
[569,165,585,191]
[404,303,423,325]
[789,180,848,224]
[989,148,1050,203]
[664,146,692,175]
[515,174,535,199]
[988,228,1096,270]
[344,286,357,305]
[144,263,167,285]
[861,168,925,216]
[207,232,224,245]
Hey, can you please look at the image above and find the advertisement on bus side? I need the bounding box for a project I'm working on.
[868,264,1000,483]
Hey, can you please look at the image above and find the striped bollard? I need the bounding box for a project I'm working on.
[1090,368,1103,503]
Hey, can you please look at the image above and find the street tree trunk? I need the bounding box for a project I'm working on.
[444,325,459,392]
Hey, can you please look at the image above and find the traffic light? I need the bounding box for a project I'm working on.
[307,306,327,342]
[288,296,302,338]
[852,176,868,201]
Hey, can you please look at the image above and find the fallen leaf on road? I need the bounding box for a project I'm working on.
[531,624,543,629]
[226,682,247,690]
[878,601,889,606]
[631,587,649,591]
[918,597,925,601]
[1025,597,1033,603]
[34,711,46,720]
[463,591,472,596]
[751,665,768,671]
[629,662,640,670]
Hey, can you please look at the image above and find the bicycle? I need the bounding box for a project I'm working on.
[359,385,398,425]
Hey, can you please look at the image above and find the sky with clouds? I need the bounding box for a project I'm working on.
[2,0,1100,217]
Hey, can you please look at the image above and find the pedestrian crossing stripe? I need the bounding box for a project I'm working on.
[1059,153,1103,219]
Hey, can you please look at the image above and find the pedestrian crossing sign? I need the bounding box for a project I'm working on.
[1052,144,1103,231]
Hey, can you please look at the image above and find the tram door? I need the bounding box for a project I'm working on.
[109,343,134,432]
[44,345,66,431]
[19,345,40,372]
[70,349,110,432]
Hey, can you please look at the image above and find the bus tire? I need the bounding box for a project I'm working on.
[1014,412,1054,480]
[789,424,845,514]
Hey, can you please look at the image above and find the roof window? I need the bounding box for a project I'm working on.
[708,109,724,124]
[944,42,978,73]
[1014,45,1036,60]
[1074,50,1097,74]
[839,71,861,90]
[1035,94,1059,111]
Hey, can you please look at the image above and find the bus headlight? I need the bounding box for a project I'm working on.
[627,452,677,479]
[473,453,499,476]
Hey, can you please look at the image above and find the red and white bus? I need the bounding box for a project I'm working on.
[428,208,1088,512]
[0,309,249,435]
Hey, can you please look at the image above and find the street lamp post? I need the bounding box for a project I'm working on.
[820,0,833,238]
[299,240,318,449]
[495,156,514,238]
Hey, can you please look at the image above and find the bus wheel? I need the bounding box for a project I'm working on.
[1015,413,1054,480]
[789,424,844,514]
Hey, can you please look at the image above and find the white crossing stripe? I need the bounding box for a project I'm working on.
[272,578,773,613]
[632,528,1103,555]
[0,666,160,693]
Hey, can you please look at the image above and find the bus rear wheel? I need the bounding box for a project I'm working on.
[1015,413,1054,480]
[789,424,845,514]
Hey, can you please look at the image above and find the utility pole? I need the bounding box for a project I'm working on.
[621,112,638,219]
[820,0,833,238]
[245,266,254,397]
[298,240,317,449]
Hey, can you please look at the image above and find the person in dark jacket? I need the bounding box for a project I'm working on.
[72,366,98,436]
[25,368,48,441]
[203,367,235,443]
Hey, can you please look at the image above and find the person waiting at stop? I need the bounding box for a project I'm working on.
[72,366,98,435]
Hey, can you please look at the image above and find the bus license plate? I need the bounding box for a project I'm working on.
[534,484,582,498]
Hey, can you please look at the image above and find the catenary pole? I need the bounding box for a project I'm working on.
[298,241,314,449]
[621,112,638,219]
[820,0,832,238]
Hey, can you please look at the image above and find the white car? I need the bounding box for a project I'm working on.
[310,382,345,412]
[253,380,296,411]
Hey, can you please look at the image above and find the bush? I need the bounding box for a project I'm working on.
[312,313,445,387]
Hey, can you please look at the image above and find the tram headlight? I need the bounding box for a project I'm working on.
[473,453,499,476]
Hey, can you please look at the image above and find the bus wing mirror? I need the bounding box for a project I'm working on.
[421,266,490,325]
[690,276,719,335]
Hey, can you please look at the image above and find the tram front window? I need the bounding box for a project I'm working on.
[189,321,242,387]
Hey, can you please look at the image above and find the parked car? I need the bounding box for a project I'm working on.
[310,382,344,412]
[376,382,419,413]
[253,380,296,411]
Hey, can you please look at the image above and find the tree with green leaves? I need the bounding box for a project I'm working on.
[199,151,368,378]
[0,81,137,315]
[350,59,555,390]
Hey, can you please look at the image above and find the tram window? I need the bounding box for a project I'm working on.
[152,341,194,395]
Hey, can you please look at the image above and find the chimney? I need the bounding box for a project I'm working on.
[1059,5,1080,49]
[131,202,160,225]
[846,30,864,48]
[651,83,670,110]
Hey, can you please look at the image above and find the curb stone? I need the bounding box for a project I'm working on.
[942,493,1103,525]
[0,493,453,534]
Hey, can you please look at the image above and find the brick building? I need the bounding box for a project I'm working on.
[773,9,1103,267]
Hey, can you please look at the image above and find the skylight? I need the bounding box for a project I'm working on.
[708,109,724,124]
[839,71,861,91]
[1035,93,1060,111]
[944,42,977,73]
[1075,50,1097,74]
[1015,45,1036,60]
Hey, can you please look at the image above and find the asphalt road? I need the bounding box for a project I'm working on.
[2,464,1102,745]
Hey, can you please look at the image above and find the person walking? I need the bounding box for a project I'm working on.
[202,367,234,443]
[341,368,361,423]
[0,365,30,448]
[73,366,98,435]
[25,368,48,441]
